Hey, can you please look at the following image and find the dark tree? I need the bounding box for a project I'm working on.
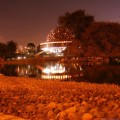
[64,40,82,57]
[27,43,35,48]
[0,42,7,58]
[26,42,36,55]
[36,44,42,53]
[81,22,120,57]
[7,40,17,53]
[58,9,94,40]
[6,40,17,58]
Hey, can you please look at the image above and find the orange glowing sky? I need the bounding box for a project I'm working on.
[0,0,120,46]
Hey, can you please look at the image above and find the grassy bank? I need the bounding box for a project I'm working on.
[0,76,120,120]
[3,56,110,65]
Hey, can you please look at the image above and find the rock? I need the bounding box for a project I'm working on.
[108,101,115,108]
[81,101,88,106]
[47,102,57,110]
[26,104,35,114]
[82,113,93,120]
[97,98,106,105]
[78,106,87,115]
[68,112,78,120]
[89,108,102,117]
[41,99,46,104]
[36,103,45,113]
[58,111,67,119]
[90,108,98,114]
[65,106,77,113]
[69,102,77,107]
[0,113,25,120]
[57,103,63,111]
[47,110,54,119]
[54,108,61,114]
[63,102,70,109]
[113,103,119,110]
[94,97,99,101]
[89,97,93,101]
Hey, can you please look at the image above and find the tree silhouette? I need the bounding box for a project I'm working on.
[6,40,17,58]
[58,9,94,40]
[26,42,36,56]
[81,22,120,57]
[0,42,7,58]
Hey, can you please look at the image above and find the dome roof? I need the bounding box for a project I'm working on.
[46,26,75,42]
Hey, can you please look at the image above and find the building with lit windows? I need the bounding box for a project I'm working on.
[39,26,75,57]
[40,41,72,56]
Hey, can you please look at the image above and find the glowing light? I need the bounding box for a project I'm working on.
[41,74,71,80]
[42,47,50,52]
[46,26,75,42]
[42,64,65,74]
[40,41,72,45]
[17,56,22,59]
[42,68,51,74]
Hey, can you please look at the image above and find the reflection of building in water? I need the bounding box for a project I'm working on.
[14,62,84,80]
[41,63,69,80]
[16,65,37,77]
[42,63,65,74]
[36,62,83,80]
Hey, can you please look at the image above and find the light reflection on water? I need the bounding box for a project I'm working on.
[0,62,120,85]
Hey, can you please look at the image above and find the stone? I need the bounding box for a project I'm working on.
[59,111,67,119]
[36,103,45,113]
[82,113,93,120]
[57,103,63,111]
[65,106,77,114]
[68,112,78,120]
[47,110,54,118]
[0,114,25,120]
[47,102,57,110]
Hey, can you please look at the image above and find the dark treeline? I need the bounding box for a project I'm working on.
[81,22,120,57]
[0,40,17,59]
[0,41,37,59]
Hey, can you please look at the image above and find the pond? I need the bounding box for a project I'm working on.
[0,61,120,85]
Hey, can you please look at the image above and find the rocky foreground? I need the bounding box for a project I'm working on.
[0,76,120,120]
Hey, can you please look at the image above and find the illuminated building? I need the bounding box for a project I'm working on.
[40,41,72,56]
[39,27,75,56]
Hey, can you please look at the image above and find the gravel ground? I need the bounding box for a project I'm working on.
[0,76,120,120]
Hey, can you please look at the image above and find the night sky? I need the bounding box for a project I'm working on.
[0,0,120,46]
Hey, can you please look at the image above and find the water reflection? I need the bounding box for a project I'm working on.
[0,64,4,75]
[16,65,37,77]
[0,62,120,85]
[36,62,83,80]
